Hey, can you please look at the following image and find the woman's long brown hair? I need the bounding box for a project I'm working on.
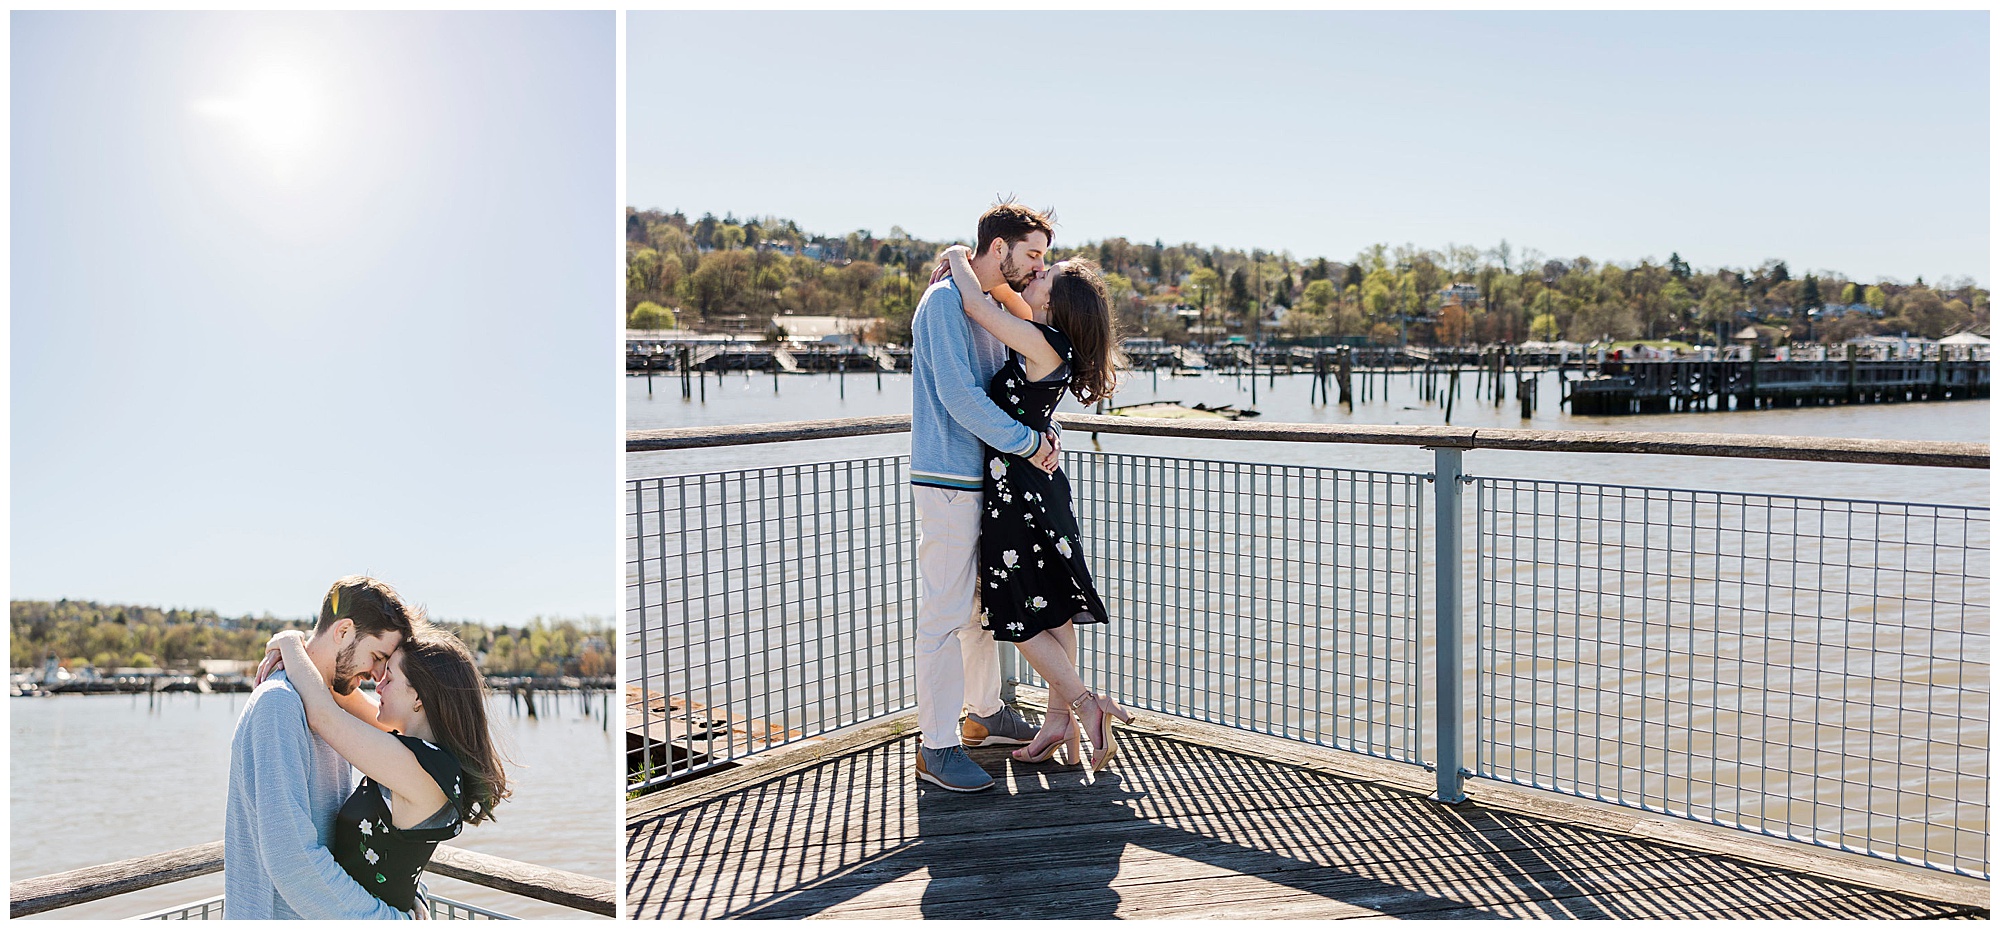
[401,631,511,825]
[1047,259,1121,405]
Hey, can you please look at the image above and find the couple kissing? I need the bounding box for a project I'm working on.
[908,201,1133,793]
[223,575,508,918]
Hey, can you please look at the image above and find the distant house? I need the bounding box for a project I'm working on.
[1811,303,1884,320]
[771,315,882,345]
[1438,283,1481,308]
[703,313,761,335]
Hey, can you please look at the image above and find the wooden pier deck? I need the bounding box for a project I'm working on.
[625,704,1987,920]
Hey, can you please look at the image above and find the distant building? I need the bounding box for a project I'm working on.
[771,315,882,345]
[1438,283,1481,308]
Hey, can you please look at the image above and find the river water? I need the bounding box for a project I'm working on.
[10,690,616,920]
[628,367,1989,506]
[628,365,1991,874]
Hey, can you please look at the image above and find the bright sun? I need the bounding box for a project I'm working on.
[191,66,325,178]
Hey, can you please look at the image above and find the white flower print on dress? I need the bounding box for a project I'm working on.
[1055,537,1073,558]
[359,820,374,837]
[1007,622,1024,633]
[1028,596,1048,611]
[1002,550,1019,568]
[365,848,380,865]
[989,458,1007,479]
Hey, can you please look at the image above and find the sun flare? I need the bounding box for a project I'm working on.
[191,66,327,178]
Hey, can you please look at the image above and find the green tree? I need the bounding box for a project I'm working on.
[1297,279,1337,316]
[1529,313,1560,341]
[628,302,676,330]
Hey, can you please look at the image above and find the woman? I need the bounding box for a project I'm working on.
[266,626,510,917]
[940,244,1134,774]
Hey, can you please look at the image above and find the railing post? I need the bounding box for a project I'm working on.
[1430,446,1467,803]
[999,641,1020,704]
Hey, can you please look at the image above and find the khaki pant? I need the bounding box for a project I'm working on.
[912,485,1002,747]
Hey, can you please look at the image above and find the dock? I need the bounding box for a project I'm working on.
[1568,356,1989,414]
[626,701,1986,920]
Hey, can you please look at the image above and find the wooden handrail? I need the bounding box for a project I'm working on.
[626,413,1990,470]
[8,841,615,918]
[10,841,223,918]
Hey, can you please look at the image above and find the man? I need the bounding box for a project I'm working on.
[909,202,1062,792]
[223,575,420,919]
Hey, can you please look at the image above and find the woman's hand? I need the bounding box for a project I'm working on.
[255,630,308,685]
[931,245,973,285]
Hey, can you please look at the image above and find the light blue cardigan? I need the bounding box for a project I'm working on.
[909,276,1043,489]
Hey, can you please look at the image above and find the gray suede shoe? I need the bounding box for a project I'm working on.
[961,705,1037,747]
[915,744,995,792]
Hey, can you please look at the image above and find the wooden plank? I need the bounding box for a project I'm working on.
[627,414,911,451]
[627,707,1990,919]
[427,846,614,917]
[10,840,223,918]
[627,712,915,820]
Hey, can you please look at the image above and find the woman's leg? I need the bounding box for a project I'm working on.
[1015,622,1085,708]
[1007,622,1086,762]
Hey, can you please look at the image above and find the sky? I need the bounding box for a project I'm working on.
[12,12,616,623]
[629,11,1989,286]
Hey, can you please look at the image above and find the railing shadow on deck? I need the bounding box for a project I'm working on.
[626,712,1982,920]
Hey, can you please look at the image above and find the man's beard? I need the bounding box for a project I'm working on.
[330,640,363,695]
[1000,253,1035,291]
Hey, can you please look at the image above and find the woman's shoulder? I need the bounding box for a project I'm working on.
[1032,321,1074,359]
[395,734,464,799]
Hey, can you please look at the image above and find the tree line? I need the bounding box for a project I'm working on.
[627,207,1988,346]
[10,599,615,678]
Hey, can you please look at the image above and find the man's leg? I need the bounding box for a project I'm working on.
[959,616,1002,719]
[913,486,981,748]
[911,486,996,791]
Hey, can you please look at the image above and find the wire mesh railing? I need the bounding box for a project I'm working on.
[1472,478,1990,877]
[1051,452,1426,763]
[626,458,916,789]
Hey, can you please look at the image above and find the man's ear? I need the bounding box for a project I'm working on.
[331,617,356,647]
[983,237,1005,261]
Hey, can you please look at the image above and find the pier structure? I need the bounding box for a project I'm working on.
[1570,354,1990,414]
[626,416,1988,918]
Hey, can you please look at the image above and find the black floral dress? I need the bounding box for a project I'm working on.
[978,322,1110,643]
[333,734,464,914]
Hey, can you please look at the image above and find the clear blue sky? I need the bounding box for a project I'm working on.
[630,11,1988,285]
[12,12,615,622]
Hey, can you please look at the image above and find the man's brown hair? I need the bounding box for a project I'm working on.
[974,201,1055,259]
[314,575,421,641]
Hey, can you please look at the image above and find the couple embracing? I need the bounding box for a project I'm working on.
[909,202,1133,793]
[223,575,507,918]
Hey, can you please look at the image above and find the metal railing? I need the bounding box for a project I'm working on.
[1035,453,1427,763]
[627,415,1989,877]
[1471,479,1989,875]
[626,457,915,789]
